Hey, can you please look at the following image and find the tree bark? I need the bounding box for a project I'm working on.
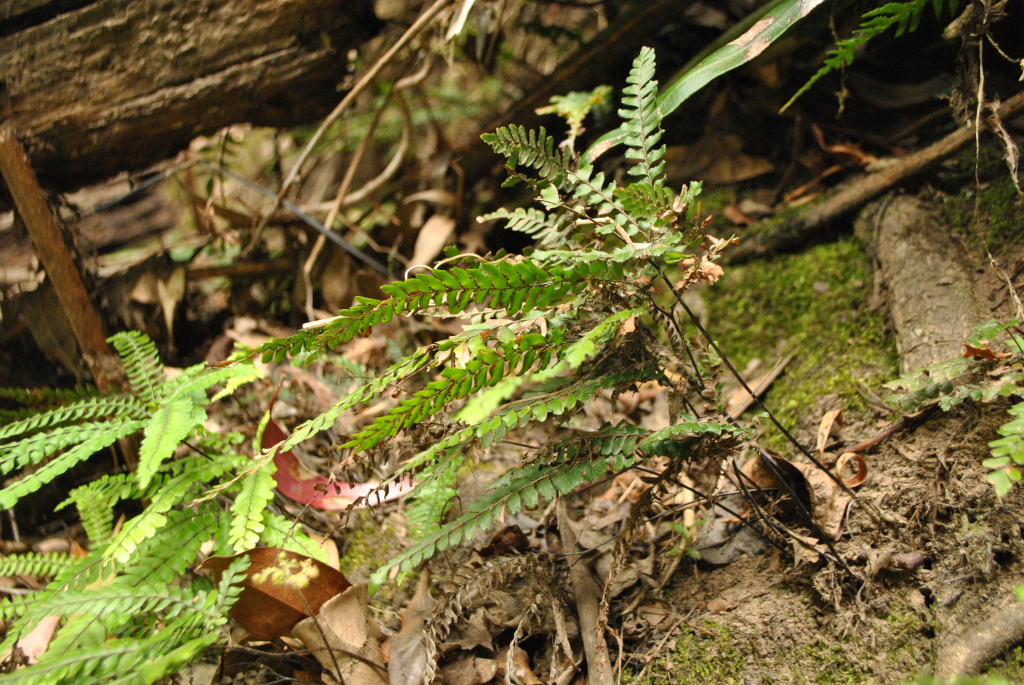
[0,0,381,199]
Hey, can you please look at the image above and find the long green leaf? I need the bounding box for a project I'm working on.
[583,0,828,165]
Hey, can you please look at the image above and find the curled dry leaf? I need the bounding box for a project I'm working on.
[741,452,860,540]
[198,547,351,640]
[409,214,455,268]
[387,571,434,685]
[835,452,868,488]
[262,413,415,510]
[815,409,843,456]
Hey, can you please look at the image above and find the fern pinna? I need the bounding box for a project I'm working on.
[0,333,325,684]
[215,47,741,591]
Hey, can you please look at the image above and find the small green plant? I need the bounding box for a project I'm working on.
[886,319,1024,496]
[0,332,325,683]
[226,47,742,592]
[666,519,704,560]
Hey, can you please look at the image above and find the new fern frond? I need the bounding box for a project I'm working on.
[620,46,667,186]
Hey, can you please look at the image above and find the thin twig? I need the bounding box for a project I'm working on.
[244,0,451,254]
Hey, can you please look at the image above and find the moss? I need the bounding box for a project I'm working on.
[702,239,899,451]
[936,146,1024,258]
[339,510,402,581]
[624,622,746,685]
[983,645,1024,683]
[801,639,866,684]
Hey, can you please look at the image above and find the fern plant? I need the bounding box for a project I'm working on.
[210,47,743,593]
[0,332,327,684]
[886,319,1024,495]
[782,0,961,111]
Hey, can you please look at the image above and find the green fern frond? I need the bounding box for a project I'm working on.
[58,473,137,546]
[109,332,165,404]
[371,455,620,588]
[397,365,656,490]
[615,183,675,221]
[119,507,221,587]
[478,207,572,247]
[0,552,76,579]
[106,454,236,563]
[345,329,567,453]
[619,46,666,186]
[0,594,36,622]
[405,457,461,540]
[228,459,277,552]
[257,259,602,364]
[137,396,197,489]
[639,416,741,456]
[0,419,138,476]
[0,396,147,442]
[260,512,330,563]
[783,0,958,110]
[985,401,1024,496]
[0,419,145,509]
[481,125,574,188]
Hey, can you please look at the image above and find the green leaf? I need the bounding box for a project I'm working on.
[583,1,828,164]
[137,397,196,490]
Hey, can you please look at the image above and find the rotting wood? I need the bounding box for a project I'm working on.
[855,195,983,373]
[0,128,124,394]
[935,593,1024,678]
[0,0,380,201]
[724,88,1024,264]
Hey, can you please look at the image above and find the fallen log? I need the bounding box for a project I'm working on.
[0,0,381,200]
[723,88,1024,264]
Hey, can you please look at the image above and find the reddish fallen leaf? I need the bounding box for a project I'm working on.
[963,343,1009,360]
[262,413,414,510]
[198,547,351,640]
[723,204,755,225]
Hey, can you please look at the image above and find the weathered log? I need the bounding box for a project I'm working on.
[0,0,381,198]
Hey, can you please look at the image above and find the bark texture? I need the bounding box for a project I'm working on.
[855,195,982,373]
[0,0,380,196]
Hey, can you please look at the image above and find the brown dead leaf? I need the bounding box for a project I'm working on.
[198,547,351,640]
[790,461,852,540]
[810,123,879,167]
[723,204,756,225]
[707,597,733,614]
[409,214,455,268]
[478,525,531,557]
[964,343,1009,359]
[835,452,868,488]
[387,571,434,685]
[440,653,498,685]
[815,409,843,456]
[292,582,387,685]
[619,314,637,336]
[9,615,59,664]
[726,353,794,418]
[742,453,855,540]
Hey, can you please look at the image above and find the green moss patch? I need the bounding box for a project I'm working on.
[703,239,898,450]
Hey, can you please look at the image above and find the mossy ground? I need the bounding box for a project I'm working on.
[701,238,899,451]
[625,606,929,685]
[936,146,1024,259]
